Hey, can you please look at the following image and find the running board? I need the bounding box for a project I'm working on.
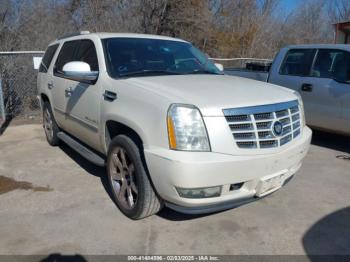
[57,132,105,167]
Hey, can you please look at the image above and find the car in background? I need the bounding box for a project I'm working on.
[225,45,350,135]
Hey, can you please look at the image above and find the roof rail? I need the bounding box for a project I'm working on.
[57,31,90,40]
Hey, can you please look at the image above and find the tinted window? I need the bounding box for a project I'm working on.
[311,49,350,83]
[279,49,316,76]
[75,40,99,71]
[39,44,59,73]
[103,38,221,77]
[54,40,79,73]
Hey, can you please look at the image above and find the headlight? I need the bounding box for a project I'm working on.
[167,104,211,151]
[293,91,306,127]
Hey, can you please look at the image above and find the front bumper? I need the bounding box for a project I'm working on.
[144,127,312,214]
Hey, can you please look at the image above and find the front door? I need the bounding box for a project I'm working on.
[63,39,102,150]
[269,48,318,126]
[52,40,80,127]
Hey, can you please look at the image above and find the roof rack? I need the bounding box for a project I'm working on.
[57,31,90,40]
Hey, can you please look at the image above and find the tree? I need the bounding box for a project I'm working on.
[329,0,350,23]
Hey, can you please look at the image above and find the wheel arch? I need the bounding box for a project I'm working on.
[40,93,52,112]
[104,120,144,152]
[40,93,50,104]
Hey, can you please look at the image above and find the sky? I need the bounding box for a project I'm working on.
[279,0,303,12]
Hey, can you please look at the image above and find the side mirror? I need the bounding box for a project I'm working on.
[215,63,224,71]
[62,61,98,83]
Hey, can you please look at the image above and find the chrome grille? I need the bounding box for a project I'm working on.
[256,121,272,129]
[229,123,253,131]
[237,141,257,149]
[226,115,251,122]
[223,100,301,149]
[233,132,256,140]
[254,112,273,120]
[260,140,278,148]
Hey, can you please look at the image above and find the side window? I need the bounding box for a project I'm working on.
[311,49,334,78]
[312,49,350,83]
[39,44,59,73]
[75,40,99,71]
[332,51,350,83]
[54,40,79,73]
[279,49,316,76]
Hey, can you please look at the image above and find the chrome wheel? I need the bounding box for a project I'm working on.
[109,147,138,210]
[43,108,53,141]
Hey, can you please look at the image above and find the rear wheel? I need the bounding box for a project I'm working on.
[107,135,163,219]
[43,102,60,146]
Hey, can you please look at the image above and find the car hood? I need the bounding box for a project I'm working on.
[125,74,297,116]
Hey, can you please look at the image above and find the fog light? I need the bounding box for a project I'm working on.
[176,186,222,199]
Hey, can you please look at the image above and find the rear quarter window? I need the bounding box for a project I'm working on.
[39,44,59,73]
[311,49,350,83]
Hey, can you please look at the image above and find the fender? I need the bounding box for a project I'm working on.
[102,114,149,154]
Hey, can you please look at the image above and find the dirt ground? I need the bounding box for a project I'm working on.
[0,124,349,256]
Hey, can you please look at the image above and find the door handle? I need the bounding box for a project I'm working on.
[65,87,73,97]
[103,90,117,101]
[47,82,54,90]
[301,83,313,92]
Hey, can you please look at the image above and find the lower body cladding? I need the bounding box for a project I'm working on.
[145,127,312,215]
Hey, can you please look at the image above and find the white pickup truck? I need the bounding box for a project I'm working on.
[37,32,311,219]
[225,45,350,135]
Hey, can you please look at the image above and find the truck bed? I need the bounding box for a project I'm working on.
[224,68,269,82]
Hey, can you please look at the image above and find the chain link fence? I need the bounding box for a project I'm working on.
[0,52,44,129]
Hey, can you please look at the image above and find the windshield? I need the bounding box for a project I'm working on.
[103,38,222,77]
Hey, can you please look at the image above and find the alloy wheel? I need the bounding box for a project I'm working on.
[109,147,138,210]
[43,108,53,141]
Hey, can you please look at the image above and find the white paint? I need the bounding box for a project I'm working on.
[63,61,91,72]
[214,63,224,71]
[33,57,42,70]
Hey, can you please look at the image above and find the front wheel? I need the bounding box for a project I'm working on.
[43,101,60,146]
[107,135,163,219]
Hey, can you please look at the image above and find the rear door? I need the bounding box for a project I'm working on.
[325,49,350,133]
[37,43,59,111]
[300,49,343,130]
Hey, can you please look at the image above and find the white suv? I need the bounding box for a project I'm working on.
[37,32,312,219]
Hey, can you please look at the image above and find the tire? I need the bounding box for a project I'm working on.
[43,101,60,146]
[107,135,163,219]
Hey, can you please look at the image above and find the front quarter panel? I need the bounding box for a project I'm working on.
[100,76,172,154]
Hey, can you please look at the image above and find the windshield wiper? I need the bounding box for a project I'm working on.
[119,70,182,77]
